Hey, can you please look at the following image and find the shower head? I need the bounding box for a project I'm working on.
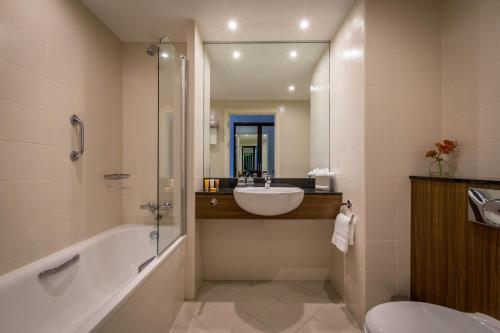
[146,44,159,56]
[146,37,170,56]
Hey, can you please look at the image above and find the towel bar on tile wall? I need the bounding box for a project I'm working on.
[339,200,355,225]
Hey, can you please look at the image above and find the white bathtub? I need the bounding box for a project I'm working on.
[0,224,185,333]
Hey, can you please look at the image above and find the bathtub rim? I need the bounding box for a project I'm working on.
[0,223,185,333]
[78,234,186,333]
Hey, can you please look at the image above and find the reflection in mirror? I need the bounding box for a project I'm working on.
[203,42,330,178]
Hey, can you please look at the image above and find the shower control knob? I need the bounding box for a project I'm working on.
[158,202,172,210]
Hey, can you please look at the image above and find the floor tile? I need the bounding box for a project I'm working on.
[255,301,314,333]
[296,319,338,333]
[313,304,361,332]
[181,286,229,316]
[250,281,300,299]
[232,318,276,333]
[278,286,329,315]
[195,302,252,333]
[170,316,211,333]
[208,281,253,299]
[171,281,360,333]
[299,282,340,302]
[228,285,280,315]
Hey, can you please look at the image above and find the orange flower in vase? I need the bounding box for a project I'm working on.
[426,139,458,177]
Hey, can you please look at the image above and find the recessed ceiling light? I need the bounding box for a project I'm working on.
[232,51,241,59]
[228,20,238,30]
[161,52,169,58]
[289,50,298,58]
[300,20,310,29]
[288,85,295,92]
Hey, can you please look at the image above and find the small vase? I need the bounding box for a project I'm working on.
[429,158,450,177]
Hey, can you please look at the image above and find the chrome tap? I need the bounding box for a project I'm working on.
[264,174,272,189]
[140,202,172,214]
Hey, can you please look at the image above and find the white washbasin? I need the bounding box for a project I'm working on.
[233,187,305,216]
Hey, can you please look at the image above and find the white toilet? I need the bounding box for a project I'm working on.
[364,302,500,333]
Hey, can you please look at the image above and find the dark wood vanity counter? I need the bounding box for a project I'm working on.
[196,187,342,219]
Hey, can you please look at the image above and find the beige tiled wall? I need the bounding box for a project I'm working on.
[0,0,123,276]
[364,0,442,310]
[329,0,366,324]
[98,239,186,333]
[310,50,331,170]
[186,21,205,299]
[202,220,333,281]
[441,0,500,179]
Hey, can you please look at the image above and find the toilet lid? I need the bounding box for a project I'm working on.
[365,302,500,333]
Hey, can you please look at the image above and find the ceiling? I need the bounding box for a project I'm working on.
[207,43,329,100]
[80,0,354,42]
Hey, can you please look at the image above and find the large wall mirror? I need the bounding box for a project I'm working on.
[203,42,330,178]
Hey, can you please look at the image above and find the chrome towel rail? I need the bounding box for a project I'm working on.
[70,114,84,161]
[38,254,80,279]
[104,174,130,180]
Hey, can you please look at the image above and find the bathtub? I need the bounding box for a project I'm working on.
[0,224,185,333]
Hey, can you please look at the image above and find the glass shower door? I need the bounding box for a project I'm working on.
[157,43,186,254]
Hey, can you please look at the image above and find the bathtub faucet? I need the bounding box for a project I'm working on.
[140,202,172,214]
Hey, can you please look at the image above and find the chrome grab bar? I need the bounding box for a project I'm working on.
[138,256,156,273]
[38,254,80,279]
[70,114,84,161]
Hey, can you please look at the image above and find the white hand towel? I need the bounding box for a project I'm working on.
[331,212,353,253]
[349,215,356,245]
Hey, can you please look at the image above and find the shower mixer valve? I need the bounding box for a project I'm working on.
[140,202,173,214]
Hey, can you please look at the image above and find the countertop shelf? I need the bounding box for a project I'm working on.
[196,187,341,195]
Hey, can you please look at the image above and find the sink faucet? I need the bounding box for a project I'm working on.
[264,174,272,189]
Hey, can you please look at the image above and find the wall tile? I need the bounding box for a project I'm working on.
[366,241,397,272]
[366,271,396,310]
[0,0,123,275]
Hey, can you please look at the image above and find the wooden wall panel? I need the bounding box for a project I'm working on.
[196,194,342,220]
[411,178,500,318]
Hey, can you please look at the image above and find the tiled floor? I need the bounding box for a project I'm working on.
[170,281,362,333]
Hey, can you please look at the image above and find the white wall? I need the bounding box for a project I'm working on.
[441,0,500,179]
[186,21,205,299]
[208,100,311,177]
[0,0,123,276]
[310,49,331,169]
[329,0,366,325]
[364,0,442,312]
